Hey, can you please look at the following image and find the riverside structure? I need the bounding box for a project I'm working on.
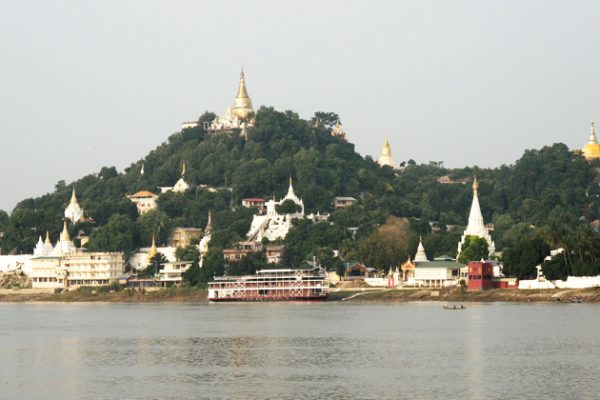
[208,268,327,301]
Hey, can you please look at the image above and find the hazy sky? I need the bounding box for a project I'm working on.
[1,0,599,211]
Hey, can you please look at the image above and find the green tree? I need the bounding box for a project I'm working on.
[87,214,137,255]
[502,237,549,279]
[457,236,489,264]
[138,209,172,246]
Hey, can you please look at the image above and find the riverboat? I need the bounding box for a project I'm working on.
[208,268,328,301]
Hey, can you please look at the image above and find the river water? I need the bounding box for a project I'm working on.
[1,302,599,400]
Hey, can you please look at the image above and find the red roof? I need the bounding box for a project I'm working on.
[242,198,266,202]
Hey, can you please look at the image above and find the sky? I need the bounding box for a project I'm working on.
[1,0,599,211]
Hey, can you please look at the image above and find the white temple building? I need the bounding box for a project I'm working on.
[33,231,55,257]
[160,163,190,194]
[29,222,124,289]
[247,179,306,242]
[64,186,85,223]
[127,190,159,215]
[378,136,398,169]
[457,177,495,256]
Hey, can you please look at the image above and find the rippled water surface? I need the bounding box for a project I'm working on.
[1,302,599,400]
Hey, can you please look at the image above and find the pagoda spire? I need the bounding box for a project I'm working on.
[236,68,250,100]
[589,117,598,145]
[181,161,186,177]
[70,185,78,205]
[466,176,485,233]
[60,220,70,242]
[414,235,428,262]
[45,230,51,245]
[147,235,157,264]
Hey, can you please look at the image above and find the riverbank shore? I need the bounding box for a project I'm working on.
[327,287,600,303]
[0,287,209,302]
[1,286,600,303]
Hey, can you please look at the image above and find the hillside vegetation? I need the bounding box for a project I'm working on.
[2,106,600,280]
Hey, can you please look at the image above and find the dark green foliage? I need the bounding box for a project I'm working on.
[226,252,269,276]
[457,236,489,264]
[87,214,137,256]
[281,219,351,267]
[276,199,302,214]
[502,237,549,279]
[198,248,225,285]
[542,256,570,281]
[137,252,168,278]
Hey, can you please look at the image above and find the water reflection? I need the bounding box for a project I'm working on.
[0,302,599,399]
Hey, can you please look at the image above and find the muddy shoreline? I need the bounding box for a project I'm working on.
[1,287,600,303]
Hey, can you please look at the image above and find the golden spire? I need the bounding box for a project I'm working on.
[382,135,392,157]
[70,185,78,205]
[236,69,250,100]
[589,117,598,145]
[60,220,70,242]
[45,231,51,245]
[181,161,186,177]
[473,176,479,195]
[147,235,157,263]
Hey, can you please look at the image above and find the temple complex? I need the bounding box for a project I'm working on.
[582,118,600,160]
[378,136,398,169]
[29,223,124,289]
[246,179,305,242]
[182,70,255,137]
[64,186,85,223]
[457,177,495,256]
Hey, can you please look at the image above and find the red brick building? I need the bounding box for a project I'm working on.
[467,261,495,290]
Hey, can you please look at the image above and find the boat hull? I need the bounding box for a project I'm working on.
[209,295,327,302]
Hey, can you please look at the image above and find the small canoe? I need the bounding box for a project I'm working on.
[443,305,466,310]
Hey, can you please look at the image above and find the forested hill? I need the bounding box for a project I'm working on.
[2,106,600,280]
[0,107,389,253]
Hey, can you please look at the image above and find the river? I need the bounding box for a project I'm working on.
[1,302,598,400]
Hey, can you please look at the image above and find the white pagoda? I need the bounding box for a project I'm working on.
[457,177,495,256]
[64,186,85,223]
[378,136,398,169]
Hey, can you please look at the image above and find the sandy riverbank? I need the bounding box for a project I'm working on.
[1,286,600,303]
[0,287,210,302]
[327,287,600,303]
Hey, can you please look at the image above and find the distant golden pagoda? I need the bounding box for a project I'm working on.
[378,135,398,169]
[583,118,600,160]
[227,69,254,121]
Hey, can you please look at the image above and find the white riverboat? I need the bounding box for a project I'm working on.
[208,268,328,302]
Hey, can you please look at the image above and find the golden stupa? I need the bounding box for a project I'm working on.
[583,118,600,160]
[227,69,254,120]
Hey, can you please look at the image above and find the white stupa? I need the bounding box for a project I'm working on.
[457,177,495,256]
[414,236,429,262]
[198,210,212,268]
[64,186,85,223]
